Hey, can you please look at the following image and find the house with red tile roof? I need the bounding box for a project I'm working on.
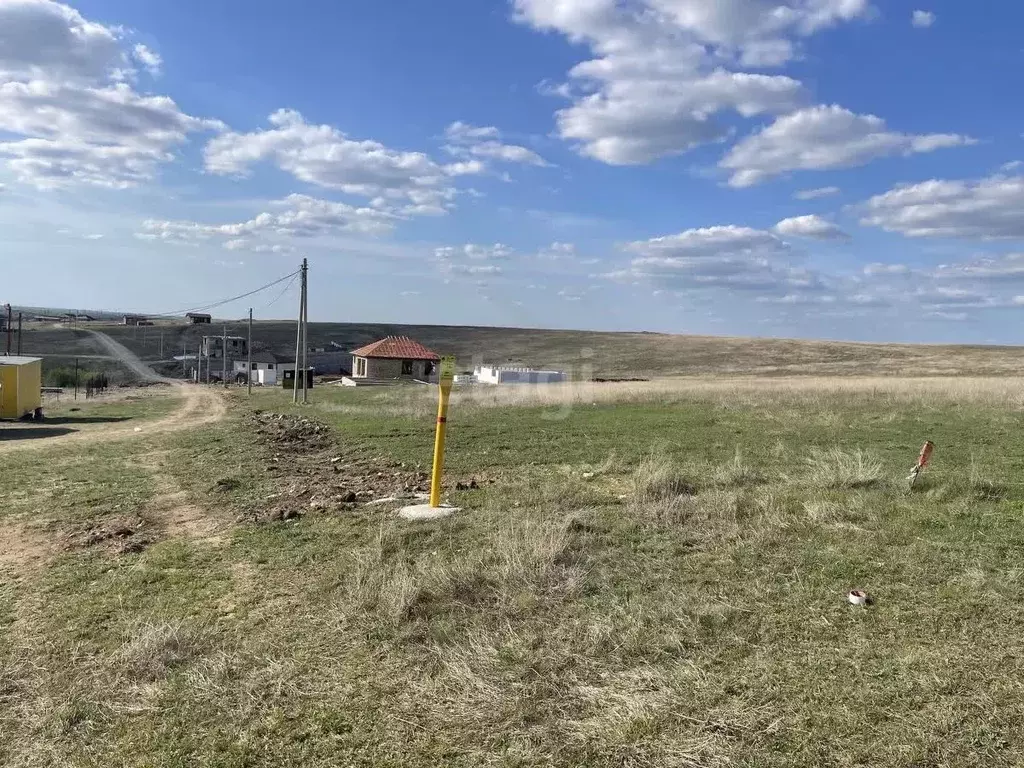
[350,336,440,381]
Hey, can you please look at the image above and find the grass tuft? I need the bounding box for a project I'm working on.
[804,447,884,489]
[116,621,206,682]
[631,453,696,503]
[707,448,767,488]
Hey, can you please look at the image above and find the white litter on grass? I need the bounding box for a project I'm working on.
[847,589,871,607]
[133,427,142,433]
[398,503,461,521]
[365,493,429,506]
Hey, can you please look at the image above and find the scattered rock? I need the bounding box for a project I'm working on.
[214,477,241,492]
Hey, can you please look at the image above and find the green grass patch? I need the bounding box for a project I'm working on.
[4,383,1024,765]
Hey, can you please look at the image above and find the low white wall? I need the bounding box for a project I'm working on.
[474,365,566,385]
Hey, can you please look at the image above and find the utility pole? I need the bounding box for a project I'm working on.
[17,312,22,356]
[159,329,164,359]
[205,337,210,385]
[301,258,309,404]
[222,324,228,387]
[247,308,253,396]
[74,358,79,400]
[4,303,11,355]
[183,340,187,376]
[293,258,306,404]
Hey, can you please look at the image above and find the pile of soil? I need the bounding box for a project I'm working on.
[62,515,154,555]
[248,410,334,451]
[242,411,433,523]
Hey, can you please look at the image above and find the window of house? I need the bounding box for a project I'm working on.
[251,363,257,370]
[401,360,413,375]
[356,358,366,376]
[267,363,274,370]
[424,361,434,377]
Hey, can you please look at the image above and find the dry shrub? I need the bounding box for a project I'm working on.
[631,454,695,503]
[116,621,205,682]
[707,449,766,488]
[804,448,884,489]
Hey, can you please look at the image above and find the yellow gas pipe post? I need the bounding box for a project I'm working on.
[429,356,456,508]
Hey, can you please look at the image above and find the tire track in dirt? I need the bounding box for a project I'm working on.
[135,450,226,544]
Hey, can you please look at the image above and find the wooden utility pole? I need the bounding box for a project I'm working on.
[293,258,307,404]
[17,312,22,356]
[301,258,309,404]
[159,329,164,359]
[222,324,228,387]
[74,358,79,400]
[183,340,187,376]
[247,308,253,396]
[205,337,210,385]
[4,303,11,355]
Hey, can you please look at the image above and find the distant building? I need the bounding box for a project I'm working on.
[186,312,212,324]
[350,336,440,380]
[122,314,148,326]
[474,365,567,385]
[232,352,293,386]
[200,335,248,359]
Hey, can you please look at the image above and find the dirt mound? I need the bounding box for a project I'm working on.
[63,515,155,555]
[242,411,431,523]
[248,411,333,451]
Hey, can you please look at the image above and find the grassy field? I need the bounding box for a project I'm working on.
[3,377,1024,766]
[22,319,1024,379]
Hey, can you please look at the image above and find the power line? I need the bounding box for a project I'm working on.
[263,272,300,310]
[148,270,301,319]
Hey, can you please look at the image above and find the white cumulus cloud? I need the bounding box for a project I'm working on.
[132,44,162,76]
[445,121,548,167]
[0,0,219,188]
[611,224,831,298]
[911,10,935,28]
[721,105,973,187]
[774,214,849,240]
[139,193,401,251]
[859,174,1024,239]
[513,0,873,165]
[205,109,462,214]
[794,186,840,200]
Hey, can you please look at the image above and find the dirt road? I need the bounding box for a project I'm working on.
[84,330,167,383]
[0,331,226,453]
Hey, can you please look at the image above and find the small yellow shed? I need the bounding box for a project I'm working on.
[0,356,43,420]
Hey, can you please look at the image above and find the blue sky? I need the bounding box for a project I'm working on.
[2,0,1024,342]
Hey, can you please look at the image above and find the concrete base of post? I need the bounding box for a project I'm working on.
[398,503,461,521]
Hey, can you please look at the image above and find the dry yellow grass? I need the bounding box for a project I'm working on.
[318,376,1024,420]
